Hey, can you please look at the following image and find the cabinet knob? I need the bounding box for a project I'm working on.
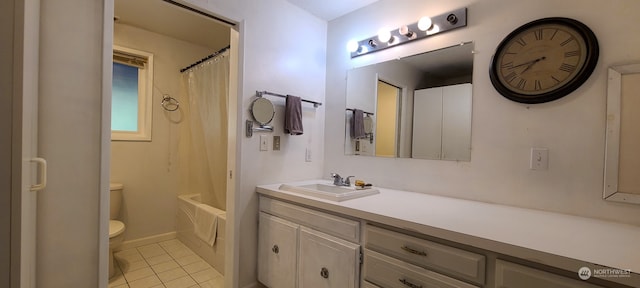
[320,267,329,279]
[272,245,279,254]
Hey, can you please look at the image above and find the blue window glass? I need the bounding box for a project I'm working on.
[112,62,139,131]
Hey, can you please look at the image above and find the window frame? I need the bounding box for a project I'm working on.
[111,45,154,141]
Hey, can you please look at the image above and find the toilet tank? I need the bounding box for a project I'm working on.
[110,183,124,220]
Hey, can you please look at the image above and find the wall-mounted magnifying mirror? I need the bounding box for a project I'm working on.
[345,42,474,161]
[246,97,275,137]
[604,63,640,204]
[251,97,275,126]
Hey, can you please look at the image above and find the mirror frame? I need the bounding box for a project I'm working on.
[603,63,640,204]
[250,97,275,126]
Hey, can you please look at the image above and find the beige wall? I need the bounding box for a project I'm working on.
[111,23,217,241]
[375,81,398,157]
[326,0,640,225]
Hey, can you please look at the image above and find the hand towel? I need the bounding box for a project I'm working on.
[363,115,373,135]
[351,109,365,139]
[284,95,303,135]
[194,204,220,247]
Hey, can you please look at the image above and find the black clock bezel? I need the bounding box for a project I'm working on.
[489,17,599,104]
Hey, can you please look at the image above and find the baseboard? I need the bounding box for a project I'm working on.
[117,231,177,251]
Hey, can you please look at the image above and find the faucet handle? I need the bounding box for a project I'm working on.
[344,176,355,186]
[330,173,342,185]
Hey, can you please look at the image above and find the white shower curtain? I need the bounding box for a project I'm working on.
[179,50,229,210]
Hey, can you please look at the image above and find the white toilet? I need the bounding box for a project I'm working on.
[109,183,126,278]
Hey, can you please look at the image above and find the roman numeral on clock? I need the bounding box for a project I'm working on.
[559,63,577,73]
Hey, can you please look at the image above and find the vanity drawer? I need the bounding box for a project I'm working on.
[495,260,604,288]
[260,197,360,243]
[365,225,485,284]
[363,249,479,288]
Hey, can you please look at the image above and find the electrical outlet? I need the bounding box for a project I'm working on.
[273,136,280,151]
[260,135,268,151]
[530,148,548,170]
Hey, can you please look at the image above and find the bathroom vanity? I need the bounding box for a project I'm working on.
[256,180,640,288]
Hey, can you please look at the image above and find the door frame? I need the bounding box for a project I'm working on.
[99,1,242,287]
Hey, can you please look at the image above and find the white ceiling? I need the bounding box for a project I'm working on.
[114,0,230,50]
[286,0,379,21]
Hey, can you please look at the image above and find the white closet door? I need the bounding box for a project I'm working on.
[412,88,443,159]
[442,83,472,161]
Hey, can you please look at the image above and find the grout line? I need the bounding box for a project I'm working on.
[115,238,221,288]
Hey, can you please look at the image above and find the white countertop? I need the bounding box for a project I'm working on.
[256,179,640,275]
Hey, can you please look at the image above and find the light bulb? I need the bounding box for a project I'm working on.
[426,24,440,35]
[377,29,391,43]
[347,40,359,53]
[418,16,433,31]
[398,25,414,38]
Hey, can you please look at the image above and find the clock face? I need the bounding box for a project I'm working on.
[490,18,599,104]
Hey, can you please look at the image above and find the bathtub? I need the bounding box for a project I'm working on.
[177,194,225,275]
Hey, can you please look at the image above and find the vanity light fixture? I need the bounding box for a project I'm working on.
[348,7,467,58]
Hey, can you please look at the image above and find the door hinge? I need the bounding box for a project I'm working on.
[359,250,363,264]
[229,170,233,179]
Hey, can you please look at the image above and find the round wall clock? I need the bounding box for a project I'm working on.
[489,17,599,104]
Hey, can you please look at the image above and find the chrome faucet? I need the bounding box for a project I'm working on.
[330,173,354,186]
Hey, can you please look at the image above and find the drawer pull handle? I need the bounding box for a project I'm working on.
[272,245,279,254]
[401,245,427,256]
[399,278,422,288]
[320,267,329,279]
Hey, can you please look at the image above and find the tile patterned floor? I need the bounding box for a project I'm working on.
[109,239,224,288]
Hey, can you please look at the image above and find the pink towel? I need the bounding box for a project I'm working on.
[284,95,303,135]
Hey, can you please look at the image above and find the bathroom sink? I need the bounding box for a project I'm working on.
[278,183,379,201]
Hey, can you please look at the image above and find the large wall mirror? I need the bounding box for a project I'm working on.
[344,42,474,161]
[604,63,640,204]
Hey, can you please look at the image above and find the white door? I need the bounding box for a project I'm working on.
[412,87,443,159]
[441,83,472,161]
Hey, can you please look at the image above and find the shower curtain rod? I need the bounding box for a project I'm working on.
[180,45,230,73]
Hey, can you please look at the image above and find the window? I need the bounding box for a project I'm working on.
[111,45,153,141]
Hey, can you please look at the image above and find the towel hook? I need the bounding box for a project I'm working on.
[161,94,179,111]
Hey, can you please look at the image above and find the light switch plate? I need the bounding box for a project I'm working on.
[260,135,268,151]
[530,148,548,170]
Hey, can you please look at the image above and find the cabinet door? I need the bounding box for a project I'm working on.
[441,83,472,161]
[495,260,604,288]
[298,227,360,288]
[412,87,443,159]
[258,212,299,288]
